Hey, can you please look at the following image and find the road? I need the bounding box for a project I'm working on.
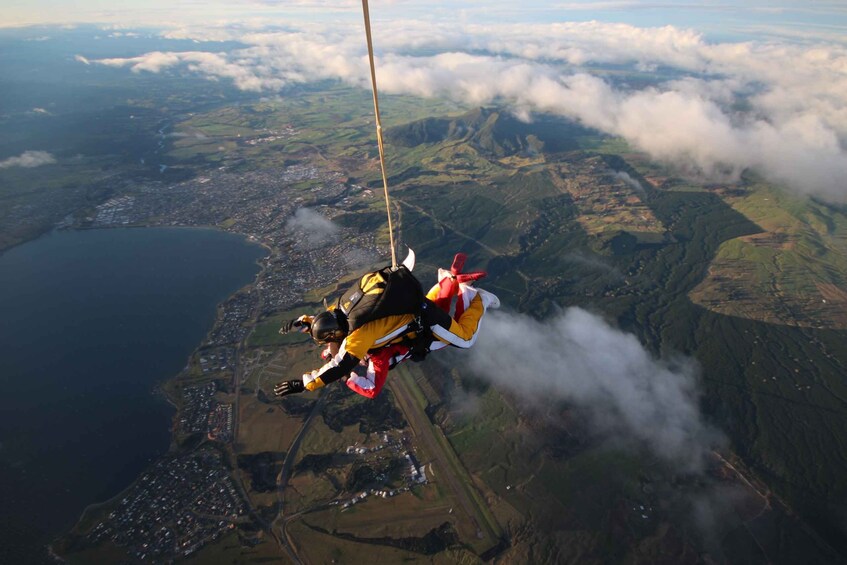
[270,392,328,564]
[233,263,267,448]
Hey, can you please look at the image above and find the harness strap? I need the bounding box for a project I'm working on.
[400,307,434,362]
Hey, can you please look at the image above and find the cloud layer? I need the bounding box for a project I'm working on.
[467,308,720,469]
[87,20,847,199]
[0,150,56,169]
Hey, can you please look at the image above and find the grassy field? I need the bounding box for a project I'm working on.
[182,531,285,565]
[236,393,298,454]
[332,493,452,536]
[0,157,117,250]
[286,517,480,564]
[690,180,847,328]
[247,311,314,347]
[165,84,470,176]
[387,367,504,555]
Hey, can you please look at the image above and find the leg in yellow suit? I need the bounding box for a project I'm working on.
[423,283,499,349]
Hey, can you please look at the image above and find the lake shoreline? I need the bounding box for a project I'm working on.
[0,226,268,565]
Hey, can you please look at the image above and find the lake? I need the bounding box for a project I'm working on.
[0,227,266,565]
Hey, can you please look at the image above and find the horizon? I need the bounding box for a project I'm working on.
[4,0,847,201]
[4,0,847,43]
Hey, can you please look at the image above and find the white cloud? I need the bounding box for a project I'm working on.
[251,0,358,7]
[0,150,56,169]
[161,27,244,42]
[562,251,624,279]
[555,1,644,9]
[96,50,288,91]
[86,20,847,199]
[613,171,644,194]
[285,207,340,249]
[467,308,721,470]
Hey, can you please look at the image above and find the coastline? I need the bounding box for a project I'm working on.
[46,223,272,560]
[0,225,274,562]
[0,221,274,262]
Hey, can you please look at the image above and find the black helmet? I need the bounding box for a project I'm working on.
[310,310,348,343]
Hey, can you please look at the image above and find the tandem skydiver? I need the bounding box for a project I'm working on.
[272,251,499,399]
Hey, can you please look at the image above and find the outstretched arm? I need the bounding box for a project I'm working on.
[273,318,413,397]
[303,318,409,390]
[302,344,361,390]
[279,314,314,335]
[273,341,361,398]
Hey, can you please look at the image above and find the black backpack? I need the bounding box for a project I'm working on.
[336,265,425,332]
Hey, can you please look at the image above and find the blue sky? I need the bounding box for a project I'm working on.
[3,0,847,44]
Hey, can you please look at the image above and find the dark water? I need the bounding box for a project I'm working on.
[0,228,266,564]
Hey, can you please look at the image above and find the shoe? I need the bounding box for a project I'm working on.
[476,288,501,310]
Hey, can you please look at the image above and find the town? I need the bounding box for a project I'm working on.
[84,447,249,561]
[178,381,235,441]
[88,162,384,344]
[336,433,430,511]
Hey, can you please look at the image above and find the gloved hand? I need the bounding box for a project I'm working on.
[279,315,312,335]
[274,379,305,397]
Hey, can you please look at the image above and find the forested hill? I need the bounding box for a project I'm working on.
[385,107,591,157]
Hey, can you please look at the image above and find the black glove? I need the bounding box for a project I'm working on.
[279,317,310,335]
[274,379,305,397]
